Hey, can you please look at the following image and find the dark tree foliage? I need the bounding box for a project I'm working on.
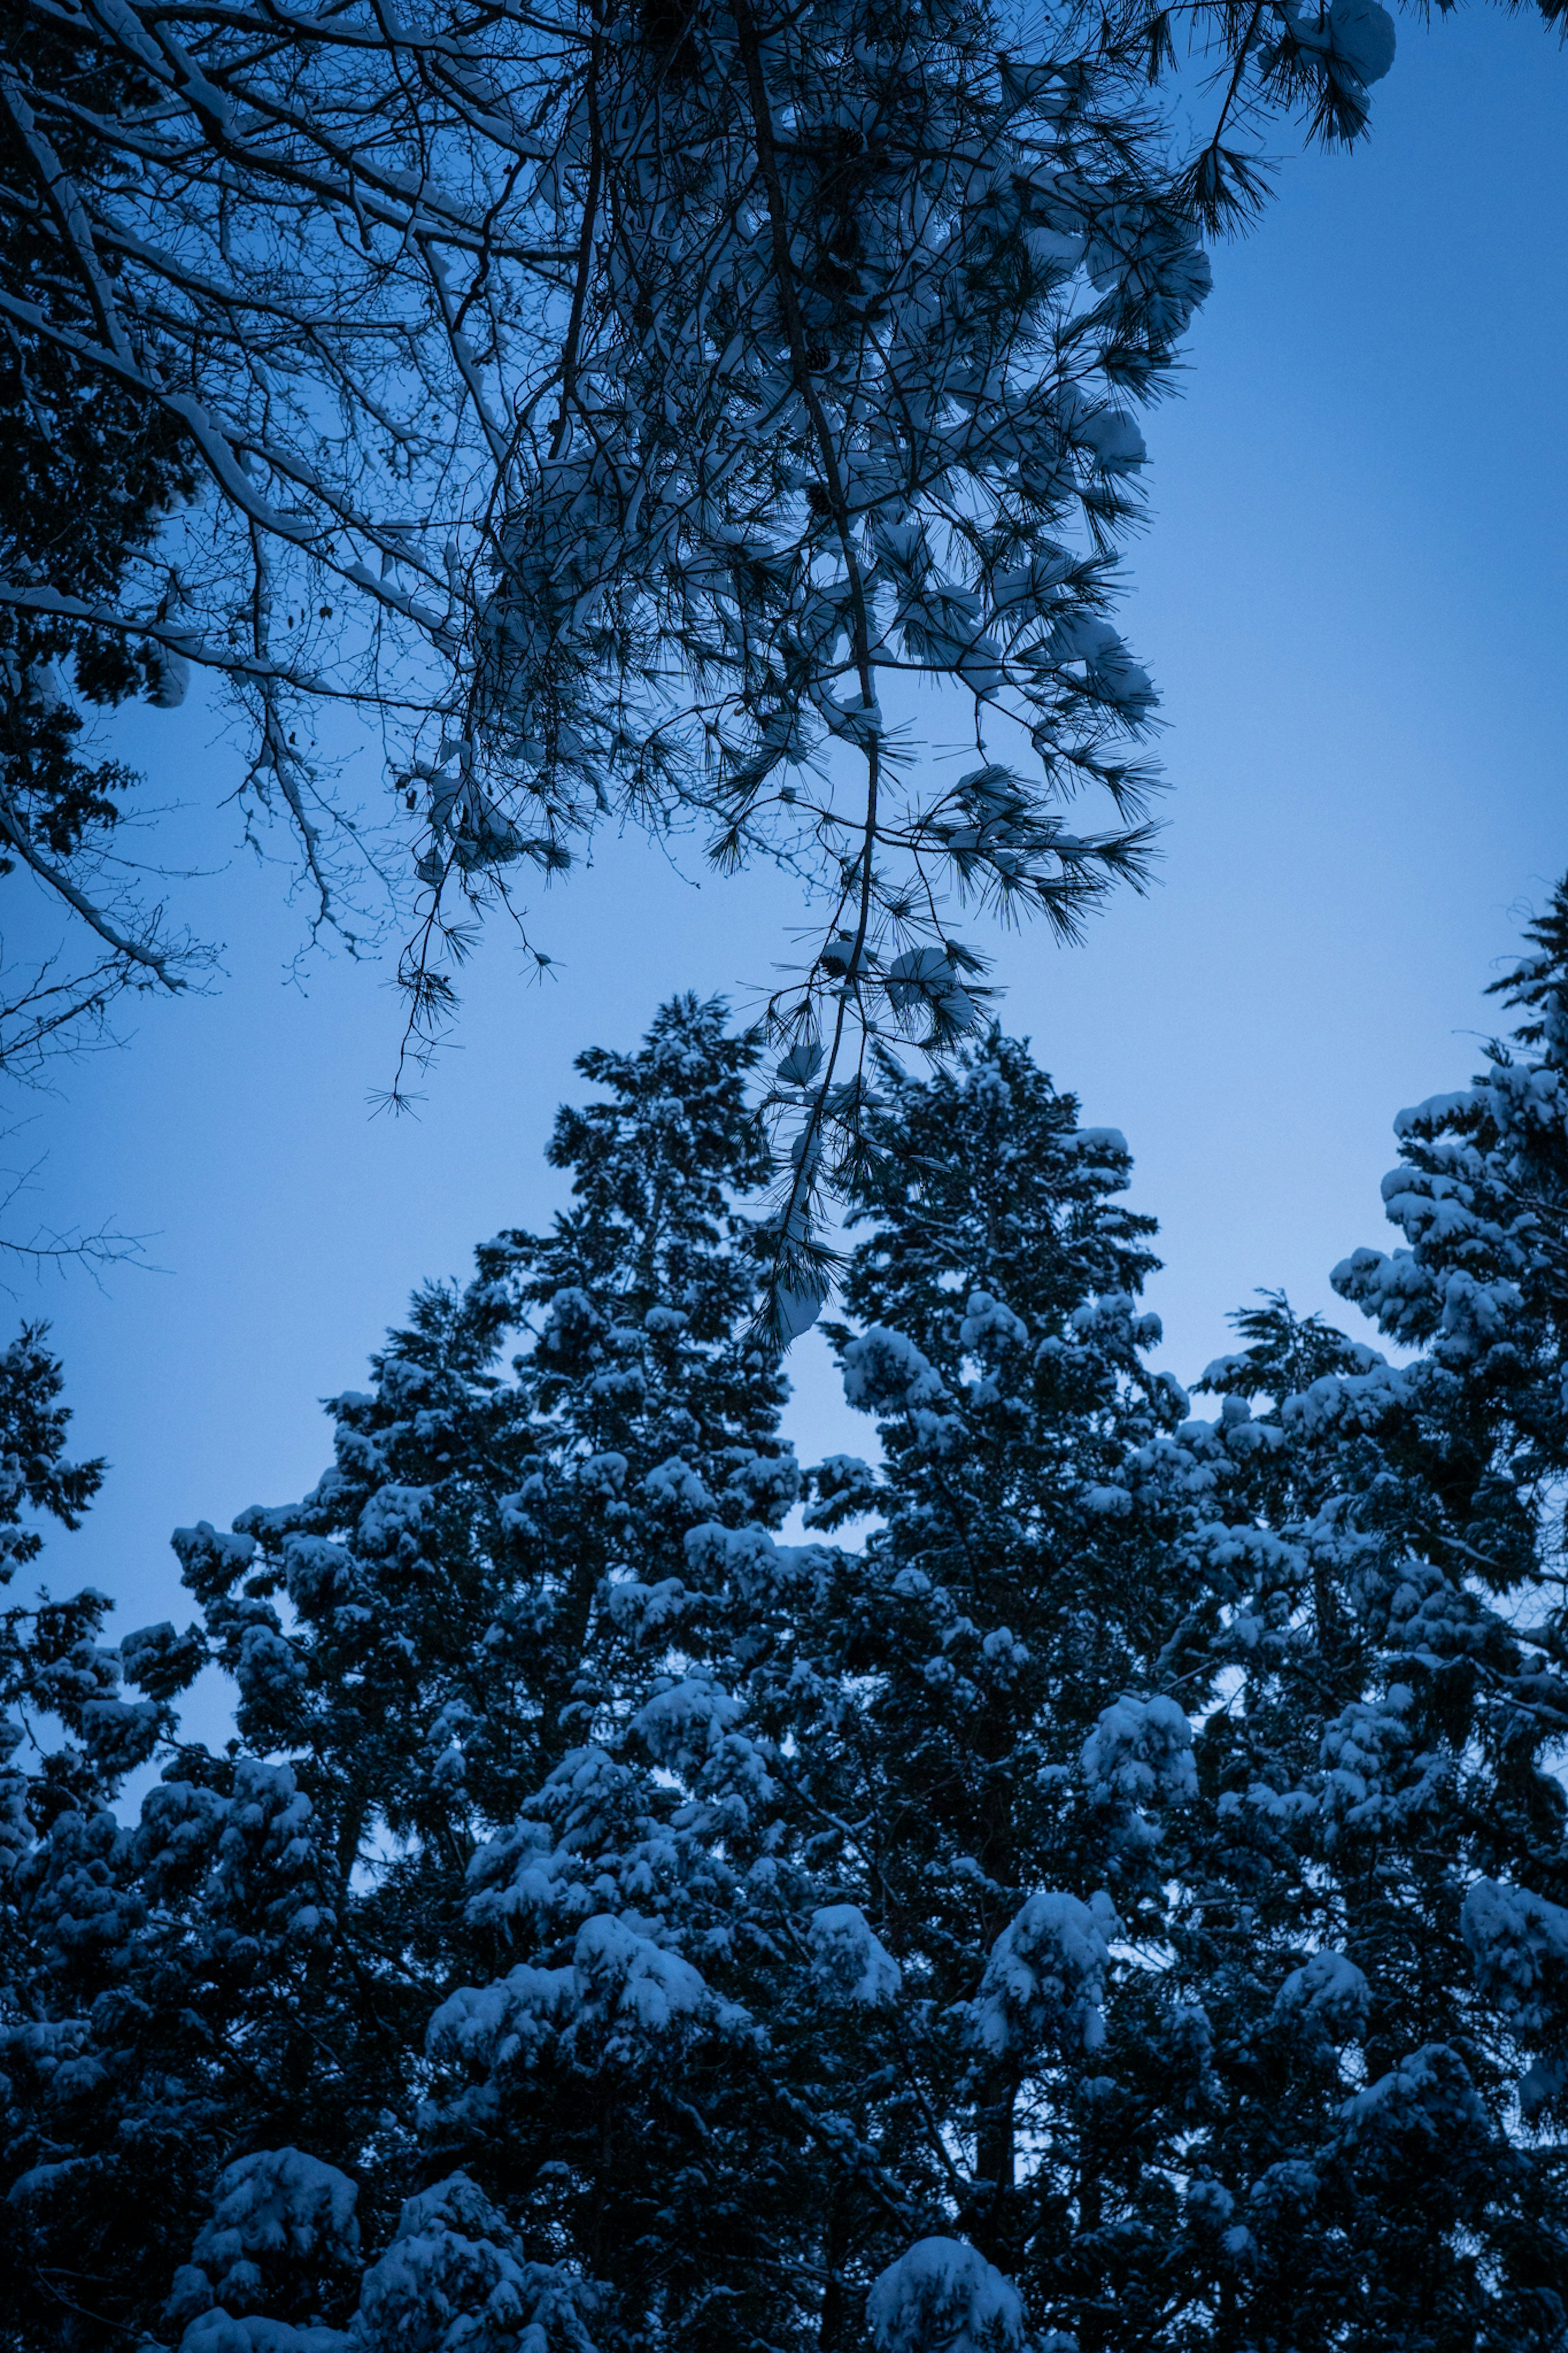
[2,996,807,2349]
[0,14,203,1056]
[1166,886,1568,2349]
[0,1320,116,1887]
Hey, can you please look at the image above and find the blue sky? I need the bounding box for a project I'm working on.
[19,3,1568,1698]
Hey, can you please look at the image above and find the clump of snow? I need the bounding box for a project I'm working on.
[775,1276,831,1345]
[809,1904,902,2006]
[425,1961,576,2086]
[196,2148,359,2284]
[959,1292,1028,1352]
[572,1914,708,2032]
[974,1889,1119,2059]
[1341,2042,1493,2147]
[347,2171,602,2353]
[642,1303,688,1334]
[632,1671,746,1774]
[866,2239,1025,2353]
[1462,1878,1568,2027]
[1081,1695,1196,1812]
[886,947,978,1032]
[1069,1126,1128,1160]
[180,2317,348,2353]
[1285,0,1395,85]
[354,1483,431,1559]
[281,1536,356,1613]
[843,1327,947,1414]
[641,1456,716,1514]
[1462,1876,1568,2110]
[1327,0,1396,83]
[172,2147,360,2334]
[1274,1949,1371,2041]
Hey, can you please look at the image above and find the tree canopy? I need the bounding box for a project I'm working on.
[5,0,1556,1297]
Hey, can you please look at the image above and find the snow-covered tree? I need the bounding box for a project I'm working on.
[0,999,1224,2350]
[7,903,1568,2350]
[784,1037,1231,2342]
[0,1322,119,1811]
[1158,886,1568,2347]
[2,995,799,2345]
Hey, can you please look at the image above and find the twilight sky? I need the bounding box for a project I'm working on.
[19,3,1568,1713]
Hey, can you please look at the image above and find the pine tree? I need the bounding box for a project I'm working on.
[0,1008,1187,2349]
[0,0,1441,1211]
[2,997,802,2347]
[1163,885,1568,2349]
[0,1320,114,1815]
[795,1036,1221,2346]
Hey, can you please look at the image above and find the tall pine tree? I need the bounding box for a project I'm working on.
[1165,885,1568,2349]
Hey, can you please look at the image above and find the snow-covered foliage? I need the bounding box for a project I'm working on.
[172,2148,362,2331]
[1081,1693,1198,1813]
[973,1889,1119,2058]
[7,897,1568,2348]
[866,2239,1024,2353]
[1157,883,1568,2340]
[810,1904,904,2007]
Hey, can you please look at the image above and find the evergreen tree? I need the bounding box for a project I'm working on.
[428,1033,1221,2353]
[1162,885,1568,2348]
[0,1320,114,1815]
[794,1037,1222,2346]
[6,918,1568,2353]
[2,996,798,2347]
[3,1006,1217,2351]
